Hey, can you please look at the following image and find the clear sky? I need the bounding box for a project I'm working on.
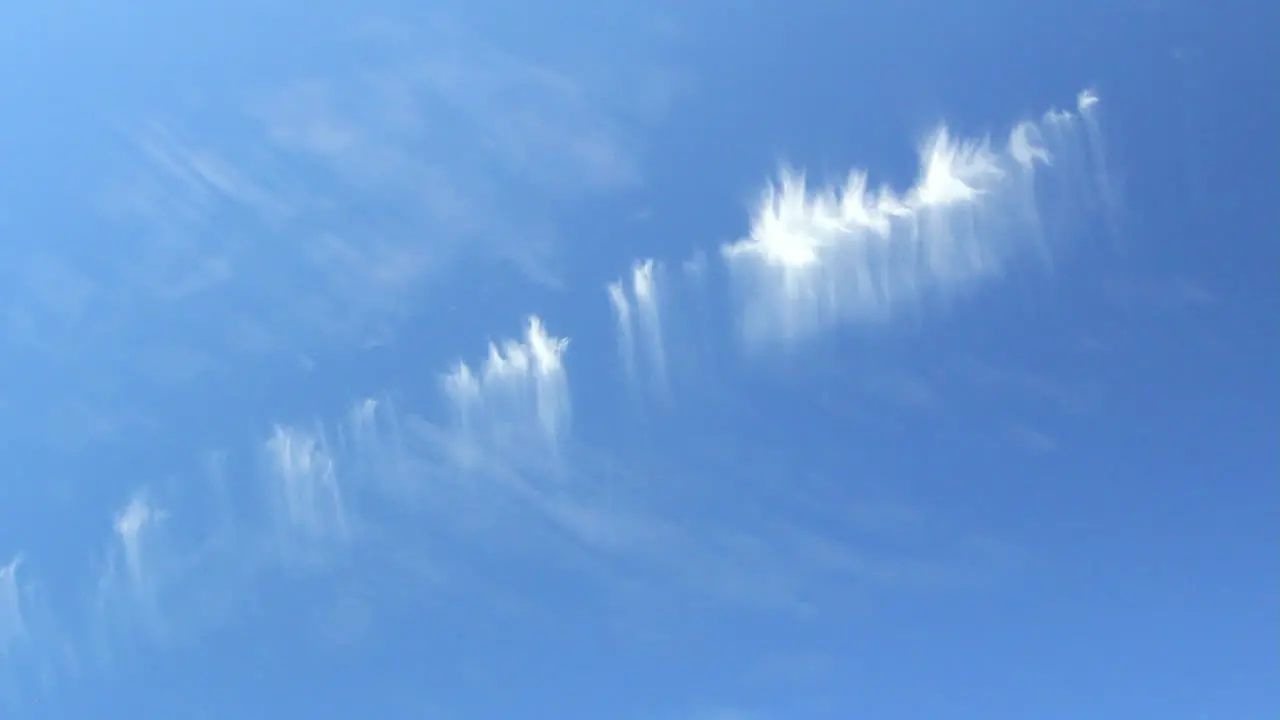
[1,1,1277,719]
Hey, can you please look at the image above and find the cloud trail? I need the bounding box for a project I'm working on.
[721,90,1105,344]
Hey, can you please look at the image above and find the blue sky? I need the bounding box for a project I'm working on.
[1,2,1277,719]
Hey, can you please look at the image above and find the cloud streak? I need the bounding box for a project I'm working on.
[722,90,1105,344]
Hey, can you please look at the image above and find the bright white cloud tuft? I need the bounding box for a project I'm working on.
[721,91,1105,343]
[443,316,571,450]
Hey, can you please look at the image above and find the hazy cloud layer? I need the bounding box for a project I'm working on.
[2,19,675,453]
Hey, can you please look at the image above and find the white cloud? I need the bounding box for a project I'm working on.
[607,259,667,389]
[721,91,1106,344]
[264,424,350,560]
[442,316,571,453]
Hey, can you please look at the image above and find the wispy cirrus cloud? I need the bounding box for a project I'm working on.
[443,316,572,456]
[722,91,1106,345]
[95,495,168,638]
[264,425,350,565]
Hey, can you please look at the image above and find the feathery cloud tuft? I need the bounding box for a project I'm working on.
[721,91,1105,344]
[443,316,571,452]
[607,259,666,388]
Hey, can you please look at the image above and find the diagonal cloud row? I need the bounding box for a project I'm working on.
[1,90,1106,701]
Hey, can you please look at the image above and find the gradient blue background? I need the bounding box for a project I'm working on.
[1,1,1276,719]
